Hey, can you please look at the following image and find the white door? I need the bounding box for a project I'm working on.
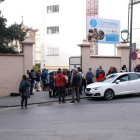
[114,74,131,95]
[128,73,140,93]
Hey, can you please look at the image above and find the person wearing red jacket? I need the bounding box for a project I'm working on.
[54,69,67,104]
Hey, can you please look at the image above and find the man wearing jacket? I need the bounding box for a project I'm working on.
[70,70,81,103]
[86,68,95,85]
[96,66,104,82]
[54,69,67,103]
[29,69,36,95]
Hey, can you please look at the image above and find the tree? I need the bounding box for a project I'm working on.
[0,0,28,53]
[0,0,5,3]
[33,65,39,75]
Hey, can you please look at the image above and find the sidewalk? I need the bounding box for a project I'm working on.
[0,91,86,107]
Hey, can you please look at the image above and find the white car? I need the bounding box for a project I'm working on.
[85,72,140,100]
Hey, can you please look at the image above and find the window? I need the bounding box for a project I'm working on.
[46,48,59,56]
[95,11,98,14]
[91,11,94,15]
[36,56,40,58]
[36,51,41,54]
[91,3,94,7]
[95,3,98,7]
[47,5,59,13]
[91,0,94,3]
[87,12,90,15]
[47,26,59,34]
[116,75,129,82]
[87,8,90,11]
[87,4,90,7]
[87,0,90,3]
[129,73,139,80]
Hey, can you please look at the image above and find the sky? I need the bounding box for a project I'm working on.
[0,0,43,28]
[0,0,140,55]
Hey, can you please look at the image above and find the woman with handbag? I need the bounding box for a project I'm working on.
[19,75,31,109]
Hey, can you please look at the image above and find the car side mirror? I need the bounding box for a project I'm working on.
[116,80,120,84]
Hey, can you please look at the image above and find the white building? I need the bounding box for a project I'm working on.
[41,0,86,71]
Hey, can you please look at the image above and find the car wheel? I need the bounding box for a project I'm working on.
[104,89,114,100]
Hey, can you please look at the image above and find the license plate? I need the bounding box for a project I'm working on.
[85,91,91,94]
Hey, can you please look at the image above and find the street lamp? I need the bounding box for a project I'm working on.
[128,0,140,72]
[121,29,129,43]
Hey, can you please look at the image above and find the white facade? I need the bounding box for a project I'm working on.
[41,0,86,70]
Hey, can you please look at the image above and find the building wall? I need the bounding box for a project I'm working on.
[79,41,135,81]
[0,39,34,97]
[35,27,41,64]
[81,46,121,81]
[41,0,86,70]
[0,54,24,97]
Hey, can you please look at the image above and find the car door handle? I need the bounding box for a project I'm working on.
[127,83,130,84]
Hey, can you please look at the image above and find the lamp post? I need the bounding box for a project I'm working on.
[121,29,129,43]
[128,0,140,72]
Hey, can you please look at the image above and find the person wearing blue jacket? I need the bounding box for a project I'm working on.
[96,66,105,82]
[111,67,117,74]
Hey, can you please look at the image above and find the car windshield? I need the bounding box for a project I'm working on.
[99,74,118,83]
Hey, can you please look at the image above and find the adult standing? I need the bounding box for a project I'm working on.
[49,72,55,98]
[19,75,31,109]
[86,68,95,85]
[41,69,47,91]
[29,69,35,95]
[107,66,113,75]
[70,70,81,103]
[111,67,118,74]
[54,69,67,104]
[35,70,40,92]
[96,66,104,82]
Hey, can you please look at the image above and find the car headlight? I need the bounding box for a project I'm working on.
[92,87,101,90]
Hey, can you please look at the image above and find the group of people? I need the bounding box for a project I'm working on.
[19,67,87,108]
[19,64,131,109]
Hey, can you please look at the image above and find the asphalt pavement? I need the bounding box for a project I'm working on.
[1,96,140,140]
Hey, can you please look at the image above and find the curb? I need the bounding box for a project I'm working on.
[0,97,87,108]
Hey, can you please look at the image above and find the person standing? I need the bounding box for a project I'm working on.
[29,69,35,95]
[49,72,55,98]
[41,69,47,91]
[86,68,95,85]
[35,70,40,92]
[96,66,104,82]
[63,71,68,96]
[107,66,113,75]
[19,75,31,109]
[54,69,67,104]
[70,70,81,103]
[111,67,118,74]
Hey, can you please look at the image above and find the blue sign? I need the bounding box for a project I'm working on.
[90,19,97,28]
[131,51,137,60]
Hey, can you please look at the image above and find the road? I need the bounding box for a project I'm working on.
[1,95,140,140]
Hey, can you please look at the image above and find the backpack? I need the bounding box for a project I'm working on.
[41,72,46,79]
[19,81,26,94]
[87,73,92,82]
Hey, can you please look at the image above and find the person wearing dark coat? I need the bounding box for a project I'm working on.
[20,75,31,109]
[29,69,36,95]
[70,70,81,103]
